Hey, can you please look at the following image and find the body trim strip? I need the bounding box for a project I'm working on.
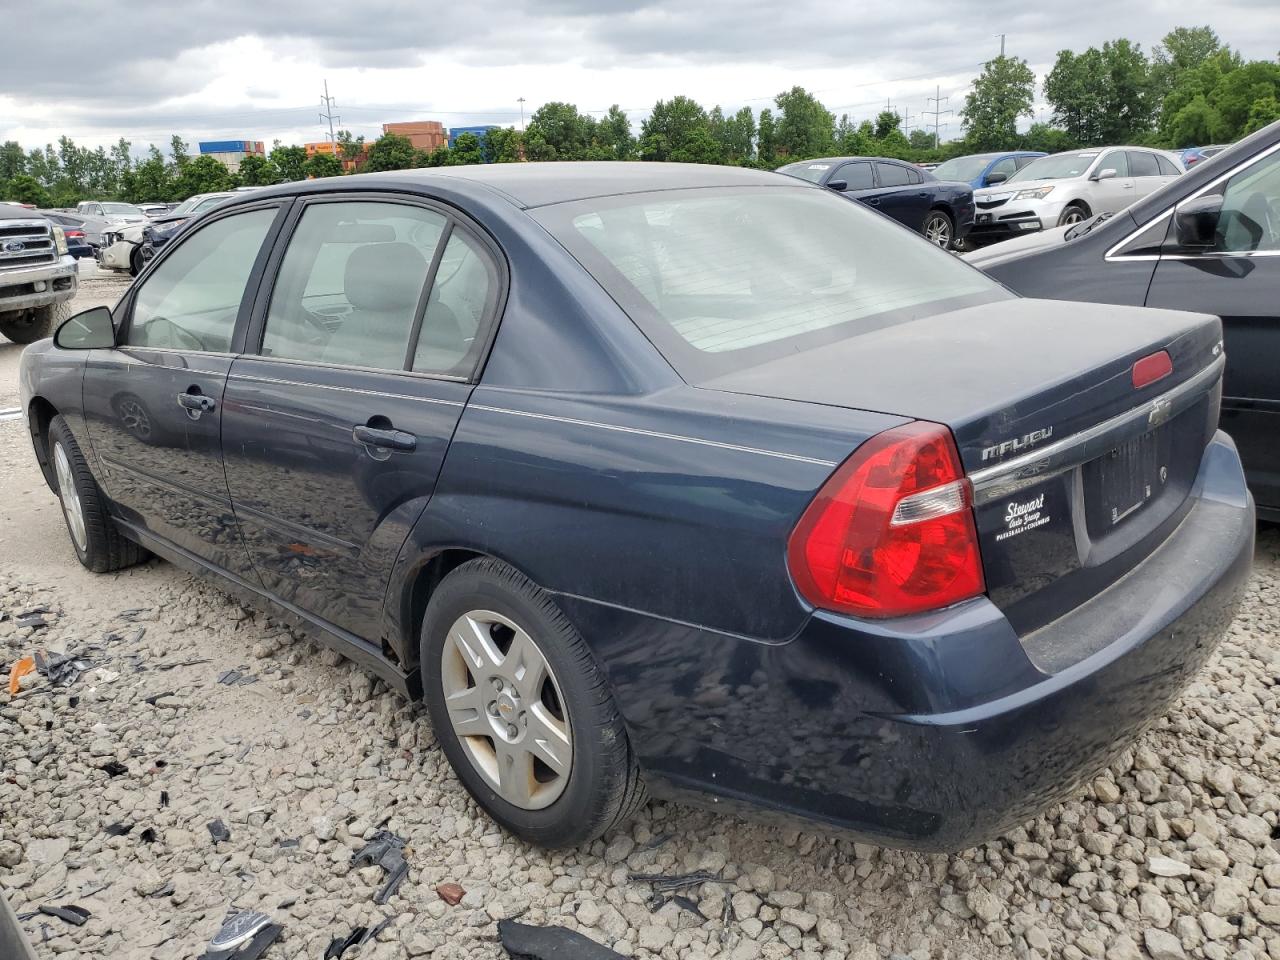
[228,371,465,407]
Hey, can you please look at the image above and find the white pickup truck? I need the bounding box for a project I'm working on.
[0,204,78,344]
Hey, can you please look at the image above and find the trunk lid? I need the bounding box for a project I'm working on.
[700,297,1225,637]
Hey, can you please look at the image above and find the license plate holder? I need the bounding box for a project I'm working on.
[1082,428,1169,537]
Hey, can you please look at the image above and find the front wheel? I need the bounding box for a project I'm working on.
[0,300,69,345]
[1058,204,1089,227]
[922,209,954,248]
[421,558,645,847]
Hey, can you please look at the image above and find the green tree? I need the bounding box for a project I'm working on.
[2,174,50,207]
[0,141,26,182]
[269,144,308,182]
[1152,26,1223,94]
[447,133,484,165]
[873,110,901,141]
[908,129,936,153]
[129,146,173,202]
[961,56,1036,150]
[175,155,233,196]
[335,129,365,167]
[482,127,523,163]
[774,86,834,159]
[363,133,418,171]
[710,106,756,164]
[756,108,777,166]
[170,135,190,171]
[1021,122,1079,154]
[237,153,274,186]
[525,102,595,160]
[304,151,344,178]
[639,96,722,164]
[596,105,635,160]
[1211,61,1280,139]
[1245,95,1280,135]
[1046,41,1154,145]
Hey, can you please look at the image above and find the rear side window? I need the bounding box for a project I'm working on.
[1128,152,1161,177]
[534,187,1004,379]
[875,163,912,187]
[1156,154,1181,176]
[412,231,498,376]
[834,162,873,189]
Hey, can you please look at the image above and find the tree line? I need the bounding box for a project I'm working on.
[3,25,1277,208]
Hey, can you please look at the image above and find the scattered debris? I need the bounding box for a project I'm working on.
[277,838,299,849]
[104,822,133,837]
[323,919,390,960]
[143,691,175,706]
[207,819,231,845]
[154,657,212,671]
[200,910,282,960]
[350,831,409,905]
[37,904,90,926]
[160,791,169,808]
[497,919,627,960]
[217,668,258,686]
[139,828,157,844]
[435,882,465,906]
[34,649,95,687]
[99,761,128,778]
[7,655,35,695]
[15,610,50,629]
[672,894,701,916]
[630,869,724,911]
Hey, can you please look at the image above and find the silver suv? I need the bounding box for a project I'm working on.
[0,206,78,344]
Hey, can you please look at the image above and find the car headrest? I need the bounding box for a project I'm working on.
[344,242,427,312]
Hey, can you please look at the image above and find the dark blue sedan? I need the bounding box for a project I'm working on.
[19,163,1253,850]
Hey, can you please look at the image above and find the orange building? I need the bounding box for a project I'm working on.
[305,139,369,173]
[382,121,447,153]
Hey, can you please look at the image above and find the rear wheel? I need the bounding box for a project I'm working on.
[922,209,954,248]
[47,416,147,573]
[421,558,645,847]
[0,300,69,345]
[1058,203,1089,227]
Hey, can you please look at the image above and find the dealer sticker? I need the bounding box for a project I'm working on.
[996,492,1050,542]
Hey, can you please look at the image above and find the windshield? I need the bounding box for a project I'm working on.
[194,196,230,212]
[932,156,995,182]
[777,161,833,184]
[169,198,199,215]
[534,186,1003,379]
[101,202,142,216]
[1007,152,1099,183]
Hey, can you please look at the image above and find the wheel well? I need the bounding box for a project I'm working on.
[400,548,487,677]
[1066,199,1091,216]
[26,397,59,491]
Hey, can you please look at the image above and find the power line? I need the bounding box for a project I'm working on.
[319,79,340,145]
[924,85,953,149]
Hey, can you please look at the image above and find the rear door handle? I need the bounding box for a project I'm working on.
[177,392,215,413]
[353,425,417,452]
[866,198,880,206]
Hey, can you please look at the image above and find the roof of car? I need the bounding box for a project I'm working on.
[270,162,803,209]
[781,156,910,167]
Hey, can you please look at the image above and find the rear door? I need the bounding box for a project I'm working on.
[870,161,929,228]
[82,202,285,574]
[221,195,503,641]
[1128,150,1172,200]
[1145,144,1280,512]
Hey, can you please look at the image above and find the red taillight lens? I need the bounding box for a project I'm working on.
[66,230,84,239]
[787,421,985,619]
[1132,350,1172,389]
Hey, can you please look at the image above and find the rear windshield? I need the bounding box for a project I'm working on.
[533,186,1005,379]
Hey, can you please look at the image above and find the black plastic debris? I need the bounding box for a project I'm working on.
[277,838,299,849]
[68,696,79,708]
[104,823,133,837]
[497,920,627,960]
[324,918,390,960]
[155,658,212,671]
[99,761,128,778]
[207,819,231,844]
[160,791,170,808]
[143,691,174,706]
[200,911,282,960]
[350,831,408,905]
[139,828,157,844]
[33,650,94,688]
[16,608,50,630]
[37,904,90,927]
[217,669,242,685]
[630,869,722,912]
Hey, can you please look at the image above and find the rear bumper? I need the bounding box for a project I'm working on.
[565,432,1254,850]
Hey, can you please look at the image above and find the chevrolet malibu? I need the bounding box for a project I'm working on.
[19,163,1253,850]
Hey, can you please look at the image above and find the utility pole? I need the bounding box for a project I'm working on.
[517,97,527,130]
[996,34,1006,58]
[925,85,953,150]
[319,79,339,145]
[901,110,916,137]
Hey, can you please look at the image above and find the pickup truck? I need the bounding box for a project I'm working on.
[0,204,78,344]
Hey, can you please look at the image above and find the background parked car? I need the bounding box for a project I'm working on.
[138,202,173,218]
[967,146,1184,247]
[1182,145,1229,168]
[35,212,94,258]
[777,156,975,248]
[965,119,1280,519]
[931,151,1047,189]
[0,204,77,343]
[65,201,148,246]
[97,191,236,275]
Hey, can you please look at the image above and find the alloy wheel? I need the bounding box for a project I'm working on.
[53,442,88,552]
[924,215,951,247]
[1062,208,1086,225]
[439,609,572,810]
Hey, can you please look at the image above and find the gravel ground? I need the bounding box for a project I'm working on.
[1,277,1278,960]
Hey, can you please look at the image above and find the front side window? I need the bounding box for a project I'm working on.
[875,163,912,187]
[1099,151,1129,178]
[1209,150,1280,253]
[535,186,1003,380]
[988,157,1018,179]
[262,201,447,371]
[127,208,275,352]
[834,162,874,189]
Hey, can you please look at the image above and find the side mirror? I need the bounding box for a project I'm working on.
[54,305,116,350]
[1173,194,1223,249]
[985,171,1008,185]
[1091,168,1117,182]
[825,180,848,192]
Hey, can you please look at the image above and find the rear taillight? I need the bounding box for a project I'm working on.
[787,421,985,619]
[66,230,84,239]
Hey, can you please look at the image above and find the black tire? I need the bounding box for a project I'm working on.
[1058,203,1090,227]
[421,558,645,847]
[47,416,147,573]
[922,209,954,248]
[129,245,144,277]
[0,300,69,345]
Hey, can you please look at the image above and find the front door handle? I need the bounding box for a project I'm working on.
[353,424,417,452]
[177,392,215,413]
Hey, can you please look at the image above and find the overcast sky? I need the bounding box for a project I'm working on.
[4,1,1279,154]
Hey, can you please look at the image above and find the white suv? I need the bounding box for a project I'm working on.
[969,147,1183,246]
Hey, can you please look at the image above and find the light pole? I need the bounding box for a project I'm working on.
[517,97,526,130]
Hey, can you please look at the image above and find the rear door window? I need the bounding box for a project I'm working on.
[1128,151,1161,178]
[1156,154,1181,176]
[875,163,912,187]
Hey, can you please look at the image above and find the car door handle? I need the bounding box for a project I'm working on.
[866,198,880,206]
[352,424,417,452]
[177,392,215,413]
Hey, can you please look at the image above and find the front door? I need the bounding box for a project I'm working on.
[82,204,282,573]
[1145,146,1280,513]
[1091,150,1137,215]
[221,197,502,641]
